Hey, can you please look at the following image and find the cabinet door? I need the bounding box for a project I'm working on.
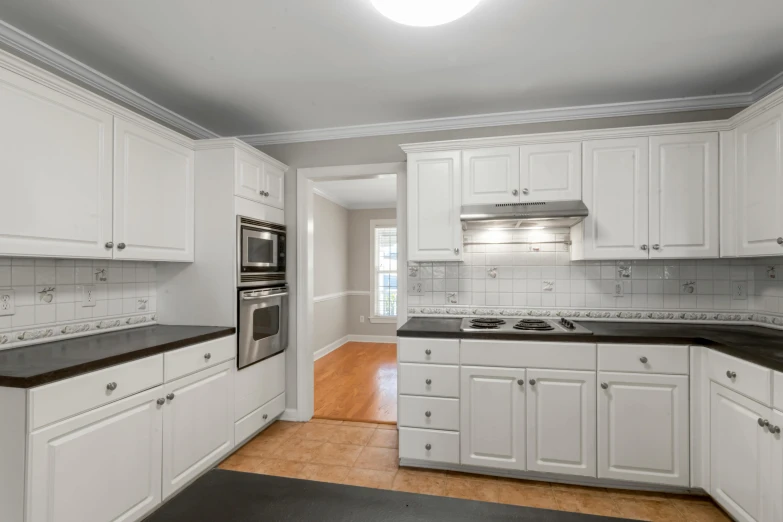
[234,149,264,203]
[710,383,772,522]
[407,151,463,261]
[736,103,783,256]
[772,409,783,522]
[27,387,163,522]
[162,361,233,499]
[526,369,596,477]
[597,372,689,486]
[262,162,286,210]
[582,138,649,259]
[113,117,194,262]
[0,66,113,259]
[520,142,581,202]
[649,133,719,258]
[460,366,525,470]
[462,147,519,205]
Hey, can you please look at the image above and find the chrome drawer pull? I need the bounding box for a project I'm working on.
[106,382,117,391]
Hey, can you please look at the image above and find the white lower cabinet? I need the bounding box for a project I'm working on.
[460,366,526,470]
[597,372,689,486]
[162,361,234,499]
[710,383,773,522]
[772,409,783,522]
[27,387,164,522]
[526,369,596,477]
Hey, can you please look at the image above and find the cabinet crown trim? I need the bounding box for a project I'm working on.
[194,138,289,171]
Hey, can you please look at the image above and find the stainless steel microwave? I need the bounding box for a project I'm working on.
[237,216,286,287]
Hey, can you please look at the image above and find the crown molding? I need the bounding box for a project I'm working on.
[312,186,350,209]
[193,137,289,171]
[0,20,219,140]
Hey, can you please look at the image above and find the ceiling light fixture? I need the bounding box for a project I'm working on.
[371,0,483,27]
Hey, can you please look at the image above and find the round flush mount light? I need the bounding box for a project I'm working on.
[371,0,483,27]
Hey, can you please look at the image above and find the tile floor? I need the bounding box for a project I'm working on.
[219,419,731,521]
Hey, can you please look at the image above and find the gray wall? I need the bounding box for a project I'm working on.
[268,107,743,409]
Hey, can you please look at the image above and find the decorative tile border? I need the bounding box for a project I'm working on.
[0,313,157,349]
[407,306,783,330]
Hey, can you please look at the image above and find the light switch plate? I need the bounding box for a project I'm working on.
[0,289,15,316]
[81,285,97,307]
[409,281,425,296]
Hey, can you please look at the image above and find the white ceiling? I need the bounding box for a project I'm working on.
[314,177,397,210]
[1,0,782,138]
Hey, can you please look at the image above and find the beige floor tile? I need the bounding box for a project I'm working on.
[309,418,344,425]
[296,422,336,441]
[615,498,685,521]
[671,500,733,522]
[255,458,307,479]
[263,421,303,438]
[341,421,380,429]
[343,468,398,489]
[376,423,398,430]
[328,425,376,446]
[217,453,264,473]
[301,463,351,483]
[443,476,499,503]
[236,434,286,458]
[353,446,399,471]
[311,442,364,467]
[367,429,398,449]
[392,469,449,496]
[554,489,623,518]
[496,482,560,510]
[273,437,324,463]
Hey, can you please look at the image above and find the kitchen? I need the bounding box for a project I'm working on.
[1,1,783,521]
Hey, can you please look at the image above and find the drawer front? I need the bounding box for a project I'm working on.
[774,371,783,411]
[164,335,235,382]
[399,396,459,431]
[399,338,459,365]
[235,392,286,446]
[234,352,286,421]
[399,427,460,464]
[461,340,596,370]
[399,363,459,398]
[598,344,689,374]
[30,355,164,429]
[708,349,772,406]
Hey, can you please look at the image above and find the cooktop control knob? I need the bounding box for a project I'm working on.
[560,318,576,330]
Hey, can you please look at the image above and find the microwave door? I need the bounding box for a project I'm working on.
[243,229,278,268]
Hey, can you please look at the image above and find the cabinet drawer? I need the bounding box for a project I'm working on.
[234,352,286,421]
[399,396,459,431]
[708,349,772,406]
[235,392,286,446]
[399,363,459,398]
[774,371,783,411]
[30,355,164,430]
[399,427,459,464]
[164,335,235,382]
[461,340,596,370]
[598,344,689,374]
[399,338,459,364]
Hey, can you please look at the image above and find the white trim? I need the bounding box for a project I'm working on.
[312,186,350,209]
[193,137,289,171]
[370,218,398,322]
[0,21,219,140]
[279,408,300,422]
[313,290,370,303]
[313,335,351,361]
[314,334,399,361]
[369,317,397,324]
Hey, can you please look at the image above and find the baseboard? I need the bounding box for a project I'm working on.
[313,334,398,361]
[280,408,300,422]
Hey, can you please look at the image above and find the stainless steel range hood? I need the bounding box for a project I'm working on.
[460,200,588,230]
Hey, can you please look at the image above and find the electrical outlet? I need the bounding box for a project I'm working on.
[409,281,425,296]
[614,281,624,297]
[359,315,365,323]
[81,285,97,307]
[0,289,15,316]
[732,282,748,300]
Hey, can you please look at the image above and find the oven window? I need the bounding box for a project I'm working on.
[253,305,280,341]
[247,236,275,265]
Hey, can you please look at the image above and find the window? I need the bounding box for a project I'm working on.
[371,219,397,322]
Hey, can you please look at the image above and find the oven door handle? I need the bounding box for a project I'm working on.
[242,292,289,301]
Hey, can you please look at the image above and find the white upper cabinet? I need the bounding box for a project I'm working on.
[578,137,650,259]
[407,151,463,262]
[520,142,582,202]
[460,366,526,470]
[0,65,114,259]
[462,147,520,205]
[736,102,783,256]
[234,148,286,210]
[113,117,195,262]
[649,133,719,258]
[526,369,596,478]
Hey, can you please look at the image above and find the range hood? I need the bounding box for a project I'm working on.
[460,200,588,230]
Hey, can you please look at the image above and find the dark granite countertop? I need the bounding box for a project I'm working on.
[398,318,783,373]
[0,325,235,388]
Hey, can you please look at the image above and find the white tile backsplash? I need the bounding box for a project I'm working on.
[0,258,156,333]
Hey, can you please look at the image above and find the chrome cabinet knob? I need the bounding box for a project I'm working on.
[425,411,432,418]
[264,191,269,197]
[117,243,126,250]
[771,425,781,435]
[157,398,165,406]
[640,245,648,251]
[454,248,460,255]
[425,378,432,385]
[167,393,175,401]
[106,382,117,391]
[262,414,268,420]
[601,382,609,390]
[517,379,524,386]
[652,244,660,250]
[512,189,519,196]
[259,190,264,195]
[529,379,536,386]
[778,237,783,245]
[759,418,770,428]
[522,188,529,195]
[425,349,432,355]
[726,370,737,379]
[204,353,212,360]
[425,443,432,451]
[105,241,114,248]
[639,356,648,364]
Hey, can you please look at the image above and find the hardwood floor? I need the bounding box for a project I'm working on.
[314,342,397,424]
